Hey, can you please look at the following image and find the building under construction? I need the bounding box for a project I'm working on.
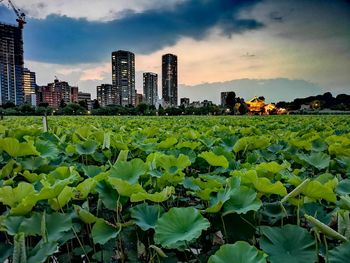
[0,0,26,105]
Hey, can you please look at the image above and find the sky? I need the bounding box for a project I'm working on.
[0,0,349,103]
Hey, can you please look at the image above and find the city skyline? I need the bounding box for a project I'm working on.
[0,0,349,104]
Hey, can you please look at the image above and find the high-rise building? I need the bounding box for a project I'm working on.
[22,68,36,105]
[143,72,158,106]
[97,84,117,107]
[112,50,135,106]
[162,54,177,107]
[78,91,92,110]
[0,23,24,105]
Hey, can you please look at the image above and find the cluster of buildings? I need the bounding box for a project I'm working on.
[0,19,178,109]
[97,50,178,109]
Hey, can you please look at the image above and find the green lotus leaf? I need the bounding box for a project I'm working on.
[158,137,178,149]
[256,161,289,177]
[35,139,60,159]
[311,138,328,152]
[91,219,120,245]
[20,157,48,171]
[0,159,17,179]
[74,205,97,224]
[130,203,164,231]
[329,144,350,157]
[0,182,35,207]
[297,151,330,170]
[46,166,81,184]
[108,177,145,197]
[302,180,337,202]
[260,224,316,263]
[2,215,40,236]
[336,179,350,194]
[208,241,267,263]
[254,177,287,196]
[154,207,210,249]
[45,212,73,242]
[27,241,58,263]
[75,177,98,200]
[0,137,39,157]
[206,177,240,213]
[49,186,75,210]
[223,186,262,215]
[233,136,270,153]
[147,153,191,175]
[329,241,350,263]
[110,158,147,184]
[198,151,229,169]
[95,181,119,210]
[81,165,103,177]
[76,140,98,155]
[130,186,175,202]
[116,149,129,162]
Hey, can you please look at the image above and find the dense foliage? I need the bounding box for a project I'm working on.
[0,116,350,262]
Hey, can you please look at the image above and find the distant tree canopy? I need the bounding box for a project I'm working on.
[225,92,236,110]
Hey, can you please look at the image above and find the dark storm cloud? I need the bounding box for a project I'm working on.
[10,0,263,64]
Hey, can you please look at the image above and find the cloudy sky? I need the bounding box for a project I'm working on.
[1,0,349,103]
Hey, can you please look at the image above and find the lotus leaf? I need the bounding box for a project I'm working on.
[130,203,164,231]
[91,219,120,245]
[0,137,39,157]
[76,140,98,155]
[208,241,267,263]
[223,186,262,215]
[154,207,210,249]
[329,241,350,263]
[130,186,175,202]
[198,151,229,169]
[110,158,147,184]
[260,224,316,263]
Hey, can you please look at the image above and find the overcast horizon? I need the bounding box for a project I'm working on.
[0,0,349,103]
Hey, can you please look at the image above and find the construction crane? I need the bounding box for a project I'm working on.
[0,0,26,29]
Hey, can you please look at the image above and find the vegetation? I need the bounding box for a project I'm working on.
[0,115,350,262]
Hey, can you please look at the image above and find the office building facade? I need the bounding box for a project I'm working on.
[112,50,135,106]
[97,84,117,107]
[162,54,177,107]
[22,68,36,105]
[0,23,24,105]
[143,72,158,106]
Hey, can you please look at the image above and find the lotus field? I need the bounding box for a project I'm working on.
[1,116,350,262]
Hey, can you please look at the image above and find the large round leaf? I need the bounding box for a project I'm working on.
[76,140,97,155]
[223,186,262,215]
[91,219,120,245]
[208,241,267,263]
[110,158,147,184]
[259,224,316,263]
[129,203,164,231]
[154,207,210,249]
[329,241,350,263]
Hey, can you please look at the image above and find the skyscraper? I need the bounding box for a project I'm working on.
[112,50,135,106]
[0,23,24,105]
[97,84,117,107]
[23,68,36,105]
[143,72,158,106]
[162,54,177,107]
